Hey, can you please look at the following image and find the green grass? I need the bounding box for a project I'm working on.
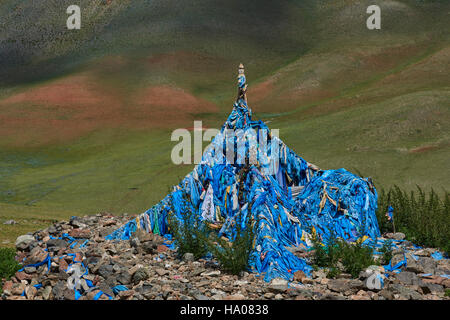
[311,231,377,278]
[0,247,21,291]
[0,0,449,246]
[206,212,255,276]
[167,192,209,260]
[376,185,449,254]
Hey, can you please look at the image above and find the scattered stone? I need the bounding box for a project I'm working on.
[132,268,150,284]
[70,217,87,229]
[201,270,221,277]
[142,241,157,254]
[116,271,132,285]
[293,270,307,283]
[15,234,35,250]
[157,245,169,253]
[155,268,169,276]
[264,292,275,299]
[118,290,134,300]
[97,264,114,279]
[379,289,394,300]
[4,212,448,301]
[42,286,52,300]
[385,232,405,240]
[391,253,406,268]
[224,293,246,300]
[69,228,91,239]
[182,253,195,262]
[418,257,437,274]
[3,219,17,225]
[327,279,364,294]
[25,286,37,299]
[421,283,444,293]
[389,284,423,300]
[24,266,37,274]
[46,239,68,251]
[395,272,420,286]
[268,278,288,293]
[129,237,141,248]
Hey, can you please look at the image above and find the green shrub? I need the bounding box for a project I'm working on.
[339,240,376,278]
[0,247,21,293]
[376,185,449,254]
[206,215,255,275]
[379,240,393,265]
[310,229,339,268]
[167,193,208,260]
[311,230,376,278]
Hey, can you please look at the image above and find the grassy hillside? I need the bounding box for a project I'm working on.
[0,0,449,245]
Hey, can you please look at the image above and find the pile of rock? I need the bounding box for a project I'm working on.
[1,213,449,300]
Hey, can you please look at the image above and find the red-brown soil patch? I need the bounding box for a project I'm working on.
[130,85,219,129]
[135,85,218,114]
[409,145,438,153]
[0,74,110,108]
[0,73,219,146]
[247,79,275,103]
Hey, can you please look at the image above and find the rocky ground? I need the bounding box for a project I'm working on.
[2,212,449,300]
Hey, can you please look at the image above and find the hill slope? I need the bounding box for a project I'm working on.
[0,0,449,245]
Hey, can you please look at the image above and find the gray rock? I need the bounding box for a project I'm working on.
[142,241,157,254]
[191,268,206,277]
[15,234,35,250]
[24,246,47,265]
[129,237,141,248]
[386,233,406,241]
[132,268,150,284]
[136,282,154,295]
[194,294,210,300]
[99,227,114,237]
[3,219,17,225]
[359,271,371,280]
[97,264,114,279]
[312,269,327,279]
[52,281,66,300]
[70,217,87,228]
[99,282,115,297]
[86,256,101,268]
[320,294,346,300]
[201,270,221,277]
[42,286,52,300]
[46,239,68,251]
[389,284,422,300]
[379,289,394,300]
[395,272,420,286]
[47,225,58,235]
[24,266,37,274]
[328,279,364,293]
[269,278,288,293]
[183,253,195,262]
[392,233,405,240]
[390,254,406,268]
[414,249,431,257]
[155,268,169,276]
[435,267,450,276]
[422,283,444,293]
[405,260,424,274]
[418,257,437,274]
